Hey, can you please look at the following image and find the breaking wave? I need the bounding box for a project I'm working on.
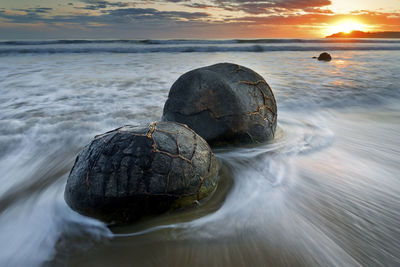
[1,44,400,54]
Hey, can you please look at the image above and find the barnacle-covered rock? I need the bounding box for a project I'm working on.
[64,121,218,224]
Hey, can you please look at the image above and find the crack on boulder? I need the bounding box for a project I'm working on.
[86,132,118,188]
[190,132,198,162]
[208,150,212,172]
[94,125,125,139]
[147,121,157,139]
[197,176,204,201]
[245,131,255,143]
[239,80,266,86]
[153,149,192,163]
[151,125,199,164]
[173,108,221,120]
[240,79,277,133]
[230,64,245,73]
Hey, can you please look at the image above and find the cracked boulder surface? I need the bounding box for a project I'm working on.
[64,121,219,224]
[162,62,277,146]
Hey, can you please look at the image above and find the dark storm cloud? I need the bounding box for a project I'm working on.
[0,6,209,25]
[303,7,334,14]
[236,0,331,9]
[183,3,215,9]
[0,7,54,24]
[14,7,53,13]
[107,7,209,19]
[78,0,132,10]
[285,0,331,8]
[162,0,190,2]
[184,0,332,14]
[0,11,45,23]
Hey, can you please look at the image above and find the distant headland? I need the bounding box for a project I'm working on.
[326,31,400,38]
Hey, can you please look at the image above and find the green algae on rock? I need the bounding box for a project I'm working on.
[64,121,219,224]
[162,63,277,146]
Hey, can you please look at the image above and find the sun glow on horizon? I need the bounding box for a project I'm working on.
[323,19,371,36]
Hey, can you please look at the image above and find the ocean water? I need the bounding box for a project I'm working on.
[0,39,399,266]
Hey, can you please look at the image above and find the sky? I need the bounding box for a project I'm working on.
[0,0,399,39]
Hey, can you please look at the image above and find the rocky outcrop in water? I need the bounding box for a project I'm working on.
[162,63,277,146]
[317,52,332,61]
[64,122,219,224]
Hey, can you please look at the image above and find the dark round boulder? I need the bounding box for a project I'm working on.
[162,63,277,146]
[64,121,219,224]
[317,52,332,61]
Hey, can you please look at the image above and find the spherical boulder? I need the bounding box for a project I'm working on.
[64,121,219,224]
[317,52,332,61]
[162,63,277,146]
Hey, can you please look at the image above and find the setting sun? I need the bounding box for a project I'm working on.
[325,19,369,36]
